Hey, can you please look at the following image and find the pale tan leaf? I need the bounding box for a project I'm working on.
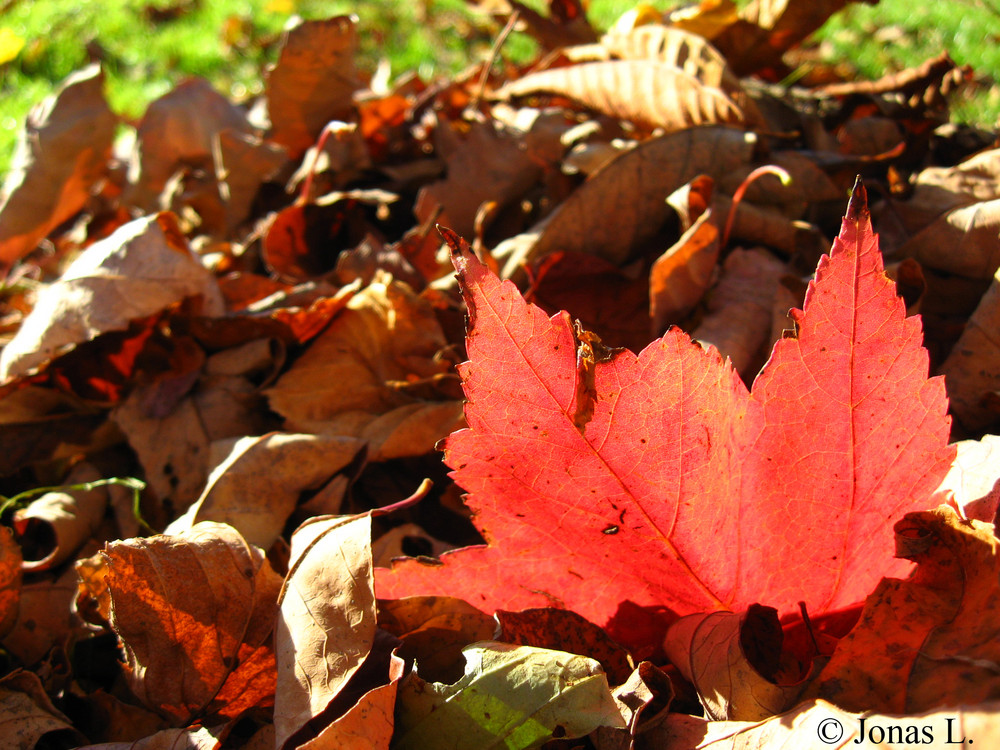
[897,199,1000,279]
[647,698,1000,749]
[265,16,361,159]
[601,25,732,86]
[498,61,746,132]
[165,432,365,550]
[663,606,805,721]
[0,212,224,381]
[0,64,116,267]
[936,435,1000,522]
[497,126,755,276]
[299,652,405,750]
[274,514,376,748]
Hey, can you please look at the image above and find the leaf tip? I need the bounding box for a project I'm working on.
[845,176,869,225]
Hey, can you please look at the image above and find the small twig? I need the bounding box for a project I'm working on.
[798,601,821,655]
[471,9,521,111]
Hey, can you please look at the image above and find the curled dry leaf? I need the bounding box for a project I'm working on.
[213,128,289,237]
[265,272,463,460]
[0,212,224,382]
[265,16,361,159]
[897,198,1000,279]
[393,642,625,750]
[13,462,107,572]
[123,77,252,212]
[498,61,747,133]
[650,208,720,333]
[805,505,1000,714]
[497,126,755,276]
[274,513,376,749]
[166,432,365,551]
[663,605,806,721]
[104,522,281,724]
[0,64,116,267]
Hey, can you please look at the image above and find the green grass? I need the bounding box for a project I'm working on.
[0,0,997,180]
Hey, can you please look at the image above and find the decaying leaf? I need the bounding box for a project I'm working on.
[393,642,625,750]
[0,212,225,381]
[0,64,116,267]
[0,527,21,640]
[805,505,1000,713]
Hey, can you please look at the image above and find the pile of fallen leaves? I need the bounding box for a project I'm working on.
[1,0,1000,747]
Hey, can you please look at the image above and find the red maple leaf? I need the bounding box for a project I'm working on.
[376,182,955,652]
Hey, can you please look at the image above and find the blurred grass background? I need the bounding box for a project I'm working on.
[0,0,997,178]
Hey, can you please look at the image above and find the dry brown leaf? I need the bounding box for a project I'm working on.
[274,514,376,748]
[804,505,1000,714]
[936,435,1000,523]
[693,247,787,378]
[123,77,252,212]
[0,526,21,640]
[2,561,83,665]
[0,670,85,748]
[593,661,674,750]
[13,462,107,572]
[0,64,116,267]
[646,698,1000,749]
[939,267,1000,433]
[497,126,755,276]
[897,198,1000,279]
[265,272,463,460]
[650,209,720,333]
[213,128,289,237]
[104,522,281,724]
[0,212,224,381]
[414,118,544,241]
[663,606,806,721]
[166,432,365,550]
[265,16,361,159]
[498,61,746,133]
